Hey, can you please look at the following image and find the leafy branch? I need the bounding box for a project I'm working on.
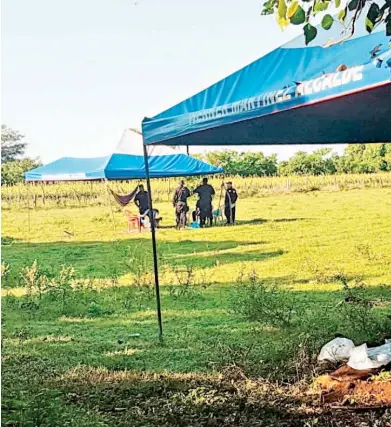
[262,0,391,45]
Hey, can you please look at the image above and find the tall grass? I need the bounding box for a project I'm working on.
[2,172,390,209]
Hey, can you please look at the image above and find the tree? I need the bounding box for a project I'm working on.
[2,125,28,163]
[278,148,337,175]
[204,150,278,176]
[1,158,42,185]
[335,143,391,173]
[262,0,391,45]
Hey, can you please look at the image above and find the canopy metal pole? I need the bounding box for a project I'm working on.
[142,142,163,341]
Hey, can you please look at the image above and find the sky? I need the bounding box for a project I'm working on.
[2,0,345,163]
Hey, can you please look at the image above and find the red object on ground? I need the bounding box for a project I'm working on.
[124,210,141,232]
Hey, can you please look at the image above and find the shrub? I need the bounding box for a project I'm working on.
[336,278,390,337]
[20,261,48,302]
[230,270,302,328]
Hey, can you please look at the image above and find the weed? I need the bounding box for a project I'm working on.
[166,265,206,307]
[87,301,114,317]
[1,262,10,278]
[289,333,320,382]
[197,268,214,289]
[91,213,110,223]
[231,269,302,327]
[20,261,48,303]
[48,265,76,310]
[336,278,389,336]
[355,243,377,261]
[125,245,155,304]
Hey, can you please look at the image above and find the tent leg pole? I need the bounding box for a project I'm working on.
[143,143,163,342]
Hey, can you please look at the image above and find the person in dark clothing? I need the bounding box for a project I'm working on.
[173,180,191,228]
[134,184,150,215]
[193,177,215,227]
[224,181,238,224]
[192,200,200,223]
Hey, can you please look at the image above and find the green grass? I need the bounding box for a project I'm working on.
[2,187,391,426]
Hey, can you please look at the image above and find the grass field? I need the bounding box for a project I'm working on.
[2,187,391,426]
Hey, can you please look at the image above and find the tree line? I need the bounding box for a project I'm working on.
[1,124,390,185]
[196,144,391,177]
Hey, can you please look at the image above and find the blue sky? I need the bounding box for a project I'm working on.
[2,0,344,162]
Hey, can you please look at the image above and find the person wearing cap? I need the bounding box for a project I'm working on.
[224,181,238,224]
[134,184,150,215]
[173,180,191,228]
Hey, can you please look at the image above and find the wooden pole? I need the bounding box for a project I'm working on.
[105,180,117,234]
[27,183,31,233]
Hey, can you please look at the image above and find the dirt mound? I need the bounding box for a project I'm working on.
[313,374,391,407]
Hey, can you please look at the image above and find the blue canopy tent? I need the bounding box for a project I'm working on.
[25,135,223,182]
[140,22,391,339]
[142,29,390,146]
[24,152,223,181]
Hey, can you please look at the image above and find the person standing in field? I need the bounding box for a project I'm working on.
[173,180,191,228]
[193,177,215,227]
[224,181,238,224]
[134,184,150,215]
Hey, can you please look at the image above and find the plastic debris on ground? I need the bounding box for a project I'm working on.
[318,338,391,370]
[318,337,355,363]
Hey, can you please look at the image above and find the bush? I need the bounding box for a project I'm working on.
[336,278,391,337]
[230,270,303,328]
[1,158,41,185]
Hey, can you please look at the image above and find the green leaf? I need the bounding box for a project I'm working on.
[366,3,382,32]
[304,23,318,44]
[291,5,306,24]
[321,14,334,30]
[338,7,347,22]
[365,17,374,32]
[287,0,299,18]
[348,0,365,12]
[262,0,277,15]
[314,1,329,13]
[386,13,391,36]
[335,0,341,7]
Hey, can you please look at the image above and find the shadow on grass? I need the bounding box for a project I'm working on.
[3,280,391,426]
[1,238,280,282]
[235,217,310,226]
[58,368,308,427]
[1,236,22,245]
[172,249,284,268]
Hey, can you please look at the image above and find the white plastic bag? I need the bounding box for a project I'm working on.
[348,341,391,370]
[367,340,391,365]
[318,338,355,363]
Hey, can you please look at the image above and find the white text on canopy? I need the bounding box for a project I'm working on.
[188,66,364,125]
